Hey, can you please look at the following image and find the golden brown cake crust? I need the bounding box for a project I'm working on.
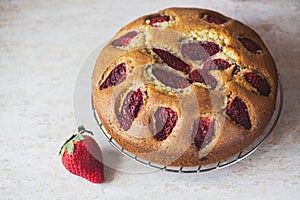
[92,8,278,166]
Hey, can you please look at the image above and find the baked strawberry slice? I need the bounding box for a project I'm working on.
[187,69,218,89]
[59,126,104,184]
[244,71,271,96]
[148,15,170,27]
[187,69,205,84]
[192,118,215,150]
[203,59,231,71]
[203,14,227,25]
[112,30,138,47]
[153,48,191,74]
[226,96,251,130]
[181,41,221,61]
[238,36,262,54]
[152,107,178,141]
[119,89,144,131]
[99,62,127,90]
[152,67,190,89]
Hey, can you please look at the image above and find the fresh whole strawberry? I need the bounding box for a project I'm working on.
[59,126,104,183]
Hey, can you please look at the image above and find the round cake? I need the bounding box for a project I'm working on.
[92,8,278,166]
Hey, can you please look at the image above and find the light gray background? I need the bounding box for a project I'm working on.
[1,0,299,199]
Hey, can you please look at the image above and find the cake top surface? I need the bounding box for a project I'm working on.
[92,7,278,166]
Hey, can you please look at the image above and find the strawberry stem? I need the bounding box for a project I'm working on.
[59,125,94,156]
[78,125,93,135]
[78,125,85,133]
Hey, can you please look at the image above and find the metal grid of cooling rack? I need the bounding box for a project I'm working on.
[93,78,283,173]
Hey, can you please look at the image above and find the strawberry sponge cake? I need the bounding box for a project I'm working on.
[92,8,278,166]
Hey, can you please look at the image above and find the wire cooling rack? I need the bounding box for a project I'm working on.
[93,78,283,173]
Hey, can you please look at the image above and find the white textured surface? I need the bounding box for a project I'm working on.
[1,0,300,199]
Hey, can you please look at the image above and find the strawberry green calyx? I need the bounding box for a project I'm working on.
[59,125,93,156]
